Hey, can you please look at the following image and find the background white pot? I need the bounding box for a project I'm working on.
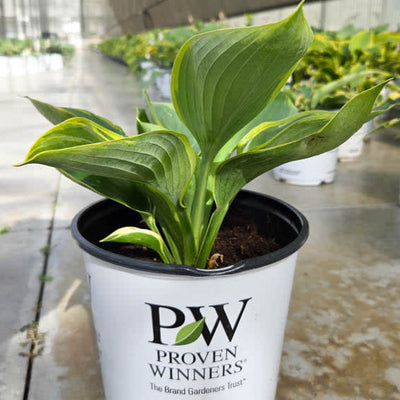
[140,61,172,101]
[0,54,64,77]
[72,191,308,400]
[43,53,64,71]
[337,120,373,161]
[154,71,172,100]
[25,55,42,74]
[8,56,25,76]
[272,148,338,186]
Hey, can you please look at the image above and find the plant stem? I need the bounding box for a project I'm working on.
[195,205,229,269]
[177,208,197,265]
[159,242,175,264]
[141,212,175,264]
[191,154,214,248]
[162,228,183,264]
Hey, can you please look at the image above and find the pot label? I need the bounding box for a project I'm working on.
[145,298,252,395]
[86,252,298,399]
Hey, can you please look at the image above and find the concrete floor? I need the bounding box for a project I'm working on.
[0,49,399,400]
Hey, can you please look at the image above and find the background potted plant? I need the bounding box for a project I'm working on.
[273,70,396,184]
[290,26,400,163]
[16,4,390,399]
[0,37,74,77]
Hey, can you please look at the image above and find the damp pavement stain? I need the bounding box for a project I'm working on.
[275,207,400,400]
[28,231,104,400]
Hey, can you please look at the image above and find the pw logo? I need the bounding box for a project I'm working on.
[146,298,252,346]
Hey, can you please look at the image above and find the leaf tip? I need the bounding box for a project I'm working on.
[297,0,306,8]
[99,234,112,243]
[13,158,29,167]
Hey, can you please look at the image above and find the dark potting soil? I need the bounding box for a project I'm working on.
[99,206,280,269]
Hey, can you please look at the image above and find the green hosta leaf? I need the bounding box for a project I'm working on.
[216,92,298,162]
[369,102,400,120]
[174,318,205,346]
[337,25,357,40]
[214,80,388,207]
[17,118,198,264]
[365,118,400,137]
[100,226,173,263]
[171,4,313,154]
[136,120,163,134]
[22,117,122,160]
[20,121,197,206]
[17,116,154,215]
[143,97,200,153]
[60,173,187,261]
[26,97,126,136]
[239,110,335,154]
[349,30,373,52]
[310,69,382,109]
[136,108,151,133]
[17,117,171,250]
[235,92,298,145]
[372,24,390,35]
[64,170,157,215]
[238,110,334,153]
[375,31,400,45]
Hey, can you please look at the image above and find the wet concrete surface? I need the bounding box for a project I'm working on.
[276,207,400,399]
[0,48,399,399]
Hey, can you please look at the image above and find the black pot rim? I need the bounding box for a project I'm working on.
[71,190,309,277]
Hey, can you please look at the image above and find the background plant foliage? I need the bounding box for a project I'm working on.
[97,16,400,113]
[97,20,224,72]
[19,5,393,269]
[289,24,400,111]
[0,38,75,58]
[293,25,400,83]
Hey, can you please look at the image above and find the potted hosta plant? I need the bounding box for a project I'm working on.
[273,71,397,184]
[16,4,389,400]
[290,27,400,164]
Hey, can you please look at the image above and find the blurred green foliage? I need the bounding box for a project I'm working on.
[0,38,75,58]
[289,24,400,110]
[97,20,400,111]
[97,20,225,72]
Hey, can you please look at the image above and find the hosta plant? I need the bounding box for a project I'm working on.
[285,69,400,133]
[17,4,390,269]
[292,27,400,84]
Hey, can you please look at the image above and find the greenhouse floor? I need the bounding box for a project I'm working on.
[1,48,400,400]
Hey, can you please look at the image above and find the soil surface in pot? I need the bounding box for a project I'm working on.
[100,205,280,268]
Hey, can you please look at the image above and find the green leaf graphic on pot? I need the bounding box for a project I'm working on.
[174,318,205,346]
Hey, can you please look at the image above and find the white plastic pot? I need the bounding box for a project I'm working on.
[49,53,64,70]
[140,61,172,101]
[154,71,172,100]
[42,53,64,71]
[72,191,308,400]
[0,54,64,76]
[272,148,338,186]
[9,56,26,76]
[337,120,373,161]
[26,56,42,74]
[0,57,7,76]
